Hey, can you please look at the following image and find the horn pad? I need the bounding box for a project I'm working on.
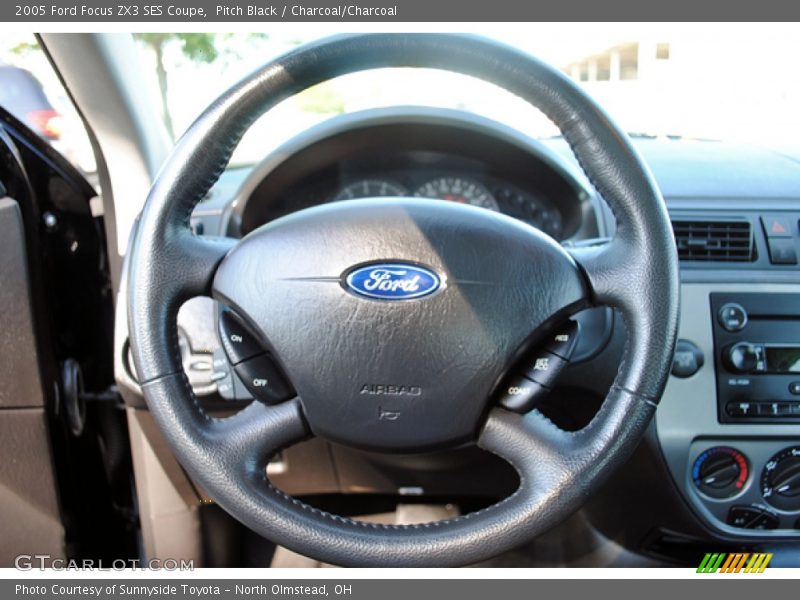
[213,199,587,452]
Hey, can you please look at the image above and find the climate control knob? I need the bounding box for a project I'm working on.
[724,342,762,374]
[761,446,800,511]
[693,447,749,499]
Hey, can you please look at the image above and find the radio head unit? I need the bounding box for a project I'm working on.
[711,293,800,423]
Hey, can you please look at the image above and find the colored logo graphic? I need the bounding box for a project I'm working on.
[697,552,772,573]
[345,263,441,300]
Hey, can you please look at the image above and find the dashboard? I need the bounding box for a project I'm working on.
[246,159,568,237]
[117,106,800,565]
[226,108,594,242]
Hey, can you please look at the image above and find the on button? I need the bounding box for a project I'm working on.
[218,310,263,364]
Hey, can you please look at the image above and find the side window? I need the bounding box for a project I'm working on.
[0,35,97,183]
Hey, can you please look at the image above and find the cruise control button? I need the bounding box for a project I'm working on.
[520,351,567,388]
[218,310,263,364]
[233,354,293,405]
[542,320,580,360]
[498,376,547,413]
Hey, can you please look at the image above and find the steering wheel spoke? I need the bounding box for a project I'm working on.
[567,240,632,309]
[204,399,310,481]
[128,229,235,383]
[175,234,237,297]
[481,385,657,499]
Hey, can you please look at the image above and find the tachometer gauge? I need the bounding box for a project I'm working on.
[334,179,407,200]
[495,186,563,238]
[414,177,499,211]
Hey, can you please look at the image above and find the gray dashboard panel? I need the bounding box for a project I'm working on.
[656,282,800,538]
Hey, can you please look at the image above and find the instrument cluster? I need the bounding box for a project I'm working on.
[331,172,564,239]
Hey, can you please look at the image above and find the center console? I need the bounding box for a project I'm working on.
[657,285,800,538]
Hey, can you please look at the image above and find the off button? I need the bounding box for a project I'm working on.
[717,302,747,332]
[234,354,294,405]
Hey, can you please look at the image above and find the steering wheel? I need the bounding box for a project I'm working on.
[128,34,679,567]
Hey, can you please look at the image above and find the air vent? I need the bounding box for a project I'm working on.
[671,220,755,262]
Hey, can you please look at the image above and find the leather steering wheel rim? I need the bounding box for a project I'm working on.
[127,33,679,567]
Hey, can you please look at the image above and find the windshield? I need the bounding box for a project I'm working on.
[3,26,799,171]
[127,24,800,167]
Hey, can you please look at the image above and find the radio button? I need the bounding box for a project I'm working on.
[717,303,748,332]
[726,401,755,417]
[756,402,792,417]
[725,342,763,374]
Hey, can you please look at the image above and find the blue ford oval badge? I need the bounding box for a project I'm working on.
[345,263,441,300]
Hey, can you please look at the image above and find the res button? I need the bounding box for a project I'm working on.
[542,320,580,360]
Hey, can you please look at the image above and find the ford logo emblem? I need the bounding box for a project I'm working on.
[345,263,442,300]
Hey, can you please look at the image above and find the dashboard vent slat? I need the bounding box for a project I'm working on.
[671,220,755,262]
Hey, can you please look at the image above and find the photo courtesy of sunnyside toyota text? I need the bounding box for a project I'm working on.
[0,0,798,595]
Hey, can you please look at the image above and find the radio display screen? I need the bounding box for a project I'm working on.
[765,347,800,373]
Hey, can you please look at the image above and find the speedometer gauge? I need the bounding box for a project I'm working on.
[334,179,407,201]
[414,177,499,211]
